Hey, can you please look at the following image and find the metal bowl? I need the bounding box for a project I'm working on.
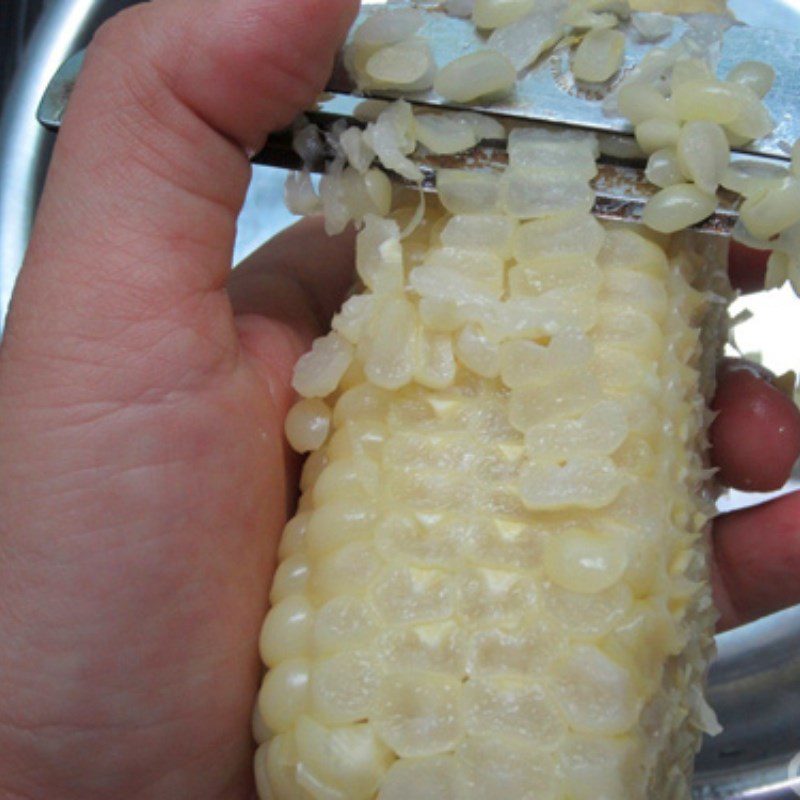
[1,1,799,796]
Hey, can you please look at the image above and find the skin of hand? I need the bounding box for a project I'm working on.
[0,1,798,797]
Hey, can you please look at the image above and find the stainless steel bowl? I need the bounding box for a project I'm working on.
[1,1,799,796]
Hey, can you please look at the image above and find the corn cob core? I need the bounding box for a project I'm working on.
[254,126,728,799]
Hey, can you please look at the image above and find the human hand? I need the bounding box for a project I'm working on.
[0,1,360,797]
[0,2,797,798]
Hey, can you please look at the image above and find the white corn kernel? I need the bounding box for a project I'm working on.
[365,40,436,91]
[676,121,729,195]
[458,735,557,799]
[553,645,640,735]
[645,147,685,188]
[312,458,379,506]
[739,177,800,240]
[519,457,626,511]
[314,595,380,654]
[618,82,673,125]
[642,183,717,233]
[463,676,565,746]
[259,595,314,667]
[727,60,775,98]
[457,567,536,626]
[544,582,633,639]
[472,0,536,29]
[508,140,598,181]
[373,673,463,757]
[433,50,516,103]
[561,734,642,800]
[285,399,332,454]
[295,716,394,800]
[598,227,669,277]
[356,216,403,295]
[306,501,377,554]
[270,554,311,604]
[278,512,310,559]
[513,212,605,261]
[378,755,462,800]
[635,118,681,154]
[258,658,311,733]
[260,734,314,800]
[500,330,593,388]
[372,565,456,624]
[436,170,500,215]
[311,651,378,724]
[631,12,674,42]
[310,543,382,602]
[544,528,629,593]
[509,255,603,296]
[423,247,505,297]
[525,400,629,459]
[441,214,517,257]
[377,622,467,675]
[509,372,600,431]
[415,114,479,155]
[455,324,501,378]
[725,86,774,141]
[467,622,559,677]
[292,332,354,399]
[500,169,595,218]
[672,79,743,124]
[572,28,626,83]
[487,4,564,71]
[352,9,424,47]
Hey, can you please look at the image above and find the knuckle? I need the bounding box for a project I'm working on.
[90,4,151,58]
[84,7,189,138]
[88,4,187,100]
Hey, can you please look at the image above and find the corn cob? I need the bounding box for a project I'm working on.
[247,2,788,795]
[252,112,731,797]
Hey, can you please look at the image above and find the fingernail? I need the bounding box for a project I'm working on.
[719,357,774,382]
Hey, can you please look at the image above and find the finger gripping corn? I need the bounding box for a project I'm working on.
[254,102,730,796]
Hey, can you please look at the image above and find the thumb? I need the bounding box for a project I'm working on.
[2,0,358,400]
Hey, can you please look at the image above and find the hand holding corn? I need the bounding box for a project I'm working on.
[0,1,799,798]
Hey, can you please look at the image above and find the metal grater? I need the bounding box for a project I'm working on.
[36,1,800,236]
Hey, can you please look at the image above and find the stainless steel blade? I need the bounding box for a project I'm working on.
[36,5,794,236]
[39,6,800,161]
[258,110,740,236]
[333,1,800,161]
[37,49,84,131]
[36,56,742,235]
